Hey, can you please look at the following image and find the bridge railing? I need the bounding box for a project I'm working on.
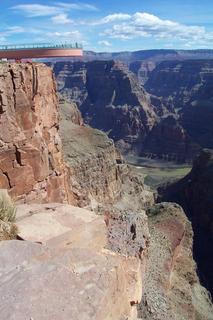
[0,43,83,51]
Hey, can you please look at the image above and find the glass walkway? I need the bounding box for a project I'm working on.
[0,43,82,51]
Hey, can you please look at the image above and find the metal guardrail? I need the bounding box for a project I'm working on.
[0,43,83,51]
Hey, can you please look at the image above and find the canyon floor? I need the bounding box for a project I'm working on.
[126,156,191,188]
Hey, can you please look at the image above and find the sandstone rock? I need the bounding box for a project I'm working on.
[0,203,149,320]
[0,63,75,204]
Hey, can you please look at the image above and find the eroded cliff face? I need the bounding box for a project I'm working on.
[139,203,213,320]
[159,149,213,298]
[0,63,75,204]
[144,60,213,161]
[0,62,212,319]
[59,97,154,210]
[52,60,157,155]
[51,59,213,162]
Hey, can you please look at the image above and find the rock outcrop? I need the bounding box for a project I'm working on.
[138,202,213,320]
[0,63,75,204]
[0,203,149,320]
[159,149,213,297]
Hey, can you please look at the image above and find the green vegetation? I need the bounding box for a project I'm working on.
[142,166,191,187]
[126,156,191,188]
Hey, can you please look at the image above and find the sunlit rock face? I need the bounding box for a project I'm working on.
[59,94,154,210]
[0,63,75,203]
[0,203,150,320]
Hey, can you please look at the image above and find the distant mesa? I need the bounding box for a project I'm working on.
[0,43,83,60]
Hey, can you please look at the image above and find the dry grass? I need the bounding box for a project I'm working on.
[0,190,18,240]
[0,190,16,223]
[0,221,18,241]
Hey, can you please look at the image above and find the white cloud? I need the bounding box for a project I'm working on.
[56,2,98,11]
[51,13,73,24]
[98,12,213,44]
[98,40,112,47]
[11,2,98,17]
[11,4,61,17]
[0,26,25,37]
[92,13,131,25]
[47,30,82,41]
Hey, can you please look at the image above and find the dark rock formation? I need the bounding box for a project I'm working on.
[50,59,213,162]
[52,60,157,155]
[159,149,213,297]
[142,115,201,162]
[143,60,213,161]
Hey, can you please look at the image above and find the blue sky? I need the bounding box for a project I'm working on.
[0,0,213,51]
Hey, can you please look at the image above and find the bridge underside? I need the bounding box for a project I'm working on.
[0,48,83,60]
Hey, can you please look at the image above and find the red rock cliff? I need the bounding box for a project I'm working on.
[0,63,75,203]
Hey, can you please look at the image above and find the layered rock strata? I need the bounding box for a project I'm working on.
[59,97,154,209]
[144,60,213,161]
[52,60,157,154]
[51,59,213,162]
[0,63,75,203]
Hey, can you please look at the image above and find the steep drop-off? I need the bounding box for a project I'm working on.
[59,96,154,210]
[51,59,213,162]
[0,63,75,203]
[159,149,213,297]
[139,202,213,320]
[0,62,212,319]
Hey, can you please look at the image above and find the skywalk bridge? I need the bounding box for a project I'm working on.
[0,43,83,60]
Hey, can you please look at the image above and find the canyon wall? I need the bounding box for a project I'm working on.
[51,59,213,162]
[139,202,213,320]
[0,63,75,204]
[52,60,157,155]
[0,62,212,319]
[59,97,154,210]
[159,149,213,297]
[144,60,213,161]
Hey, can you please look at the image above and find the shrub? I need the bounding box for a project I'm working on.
[0,190,16,223]
[0,221,18,240]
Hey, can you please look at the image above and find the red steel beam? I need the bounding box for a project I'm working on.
[0,48,83,59]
